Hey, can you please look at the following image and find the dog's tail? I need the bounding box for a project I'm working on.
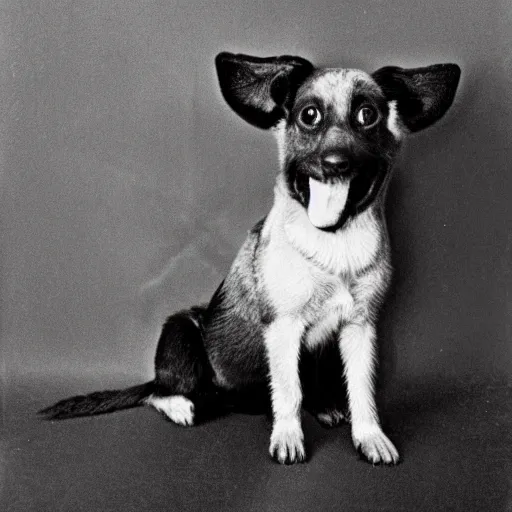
[38,381,155,420]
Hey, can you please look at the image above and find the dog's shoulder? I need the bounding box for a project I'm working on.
[209,215,270,322]
[227,216,267,280]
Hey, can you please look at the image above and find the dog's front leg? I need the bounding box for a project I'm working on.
[265,316,305,464]
[339,321,399,465]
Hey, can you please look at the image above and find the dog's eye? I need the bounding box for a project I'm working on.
[299,106,322,128]
[355,105,379,127]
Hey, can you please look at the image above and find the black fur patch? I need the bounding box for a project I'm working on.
[153,306,211,396]
[38,382,154,420]
[372,64,461,132]
[216,52,314,129]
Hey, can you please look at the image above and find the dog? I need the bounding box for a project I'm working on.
[40,51,461,465]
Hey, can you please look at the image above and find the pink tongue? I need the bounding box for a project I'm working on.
[307,178,349,228]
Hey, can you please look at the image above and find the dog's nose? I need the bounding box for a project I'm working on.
[321,152,351,174]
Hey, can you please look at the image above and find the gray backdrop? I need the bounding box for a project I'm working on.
[2,0,510,387]
[1,1,511,511]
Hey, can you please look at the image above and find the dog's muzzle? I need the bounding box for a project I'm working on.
[288,153,353,230]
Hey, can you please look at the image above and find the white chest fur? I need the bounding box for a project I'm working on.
[260,182,383,347]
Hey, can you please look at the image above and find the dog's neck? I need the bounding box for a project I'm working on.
[264,175,384,276]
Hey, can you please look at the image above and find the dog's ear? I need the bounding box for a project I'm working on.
[215,52,314,129]
[372,64,461,132]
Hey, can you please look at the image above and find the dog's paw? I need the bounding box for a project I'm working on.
[352,424,399,465]
[269,418,306,464]
[315,409,346,428]
[146,395,195,426]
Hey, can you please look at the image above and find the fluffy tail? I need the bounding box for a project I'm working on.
[38,381,155,420]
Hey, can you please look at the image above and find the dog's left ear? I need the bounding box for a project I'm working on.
[215,52,314,129]
[372,63,461,132]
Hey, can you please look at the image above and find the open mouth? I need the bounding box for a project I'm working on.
[287,155,389,232]
[292,171,350,230]
[306,177,350,229]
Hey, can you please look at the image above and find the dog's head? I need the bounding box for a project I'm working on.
[216,52,460,231]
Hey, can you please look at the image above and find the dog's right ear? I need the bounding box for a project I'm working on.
[215,52,314,129]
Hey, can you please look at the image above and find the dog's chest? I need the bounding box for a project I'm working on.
[261,235,354,324]
[260,204,381,320]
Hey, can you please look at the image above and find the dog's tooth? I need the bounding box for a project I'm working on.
[307,178,349,229]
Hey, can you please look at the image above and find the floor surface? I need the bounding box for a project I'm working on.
[2,374,511,512]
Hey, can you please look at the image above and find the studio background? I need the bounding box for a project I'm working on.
[1,1,510,511]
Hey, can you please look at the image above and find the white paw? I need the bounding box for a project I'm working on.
[352,423,399,465]
[146,395,195,426]
[269,418,306,464]
[316,409,346,427]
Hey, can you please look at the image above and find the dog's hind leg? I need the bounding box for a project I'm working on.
[145,395,195,426]
[145,306,212,426]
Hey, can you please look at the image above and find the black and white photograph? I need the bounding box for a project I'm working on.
[1,1,510,511]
